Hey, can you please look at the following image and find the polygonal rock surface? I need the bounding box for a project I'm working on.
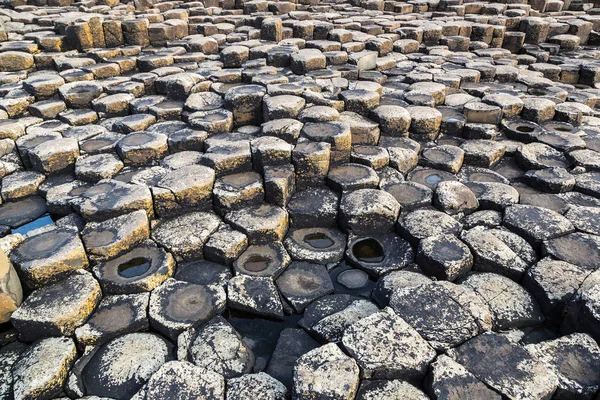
[225,203,289,244]
[81,210,149,262]
[526,333,600,399]
[426,355,502,400]
[416,234,473,281]
[562,269,600,342]
[301,295,379,343]
[389,282,491,350]
[227,372,287,400]
[342,307,436,380]
[82,333,174,399]
[339,189,400,235]
[503,204,574,244]
[12,337,77,400]
[150,278,226,340]
[346,233,415,277]
[75,293,150,347]
[11,227,88,289]
[227,275,283,319]
[448,333,558,400]
[151,212,220,261]
[187,315,254,379]
[135,361,225,400]
[73,180,154,222]
[293,343,360,400]
[460,273,544,330]
[461,227,536,280]
[11,270,102,342]
[276,261,334,313]
[357,380,429,400]
[93,241,175,295]
[523,258,591,322]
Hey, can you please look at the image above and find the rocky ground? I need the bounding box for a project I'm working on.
[0,0,600,398]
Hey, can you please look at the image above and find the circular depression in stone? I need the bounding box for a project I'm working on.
[244,255,271,272]
[283,227,347,264]
[409,168,457,190]
[517,125,535,133]
[351,238,385,263]
[303,233,334,249]
[93,243,174,294]
[337,269,370,289]
[117,257,152,278]
[233,243,289,278]
[163,284,215,323]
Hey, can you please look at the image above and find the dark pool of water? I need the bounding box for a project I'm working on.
[117,257,151,278]
[352,238,385,263]
[244,255,271,272]
[303,232,334,249]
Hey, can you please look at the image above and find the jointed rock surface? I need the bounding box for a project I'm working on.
[0,0,599,398]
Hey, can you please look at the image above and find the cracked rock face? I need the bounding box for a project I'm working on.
[82,332,174,400]
[293,343,360,400]
[342,307,436,380]
[2,0,600,396]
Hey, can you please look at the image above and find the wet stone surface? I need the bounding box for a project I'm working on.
[1,0,600,398]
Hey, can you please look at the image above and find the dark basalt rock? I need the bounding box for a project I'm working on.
[11,270,101,342]
[82,333,174,399]
[233,242,291,279]
[300,294,379,343]
[174,260,232,288]
[276,261,334,313]
[460,272,545,330]
[135,361,225,400]
[227,275,284,320]
[2,0,600,396]
[426,355,502,400]
[342,307,436,380]
[11,226,89,289]
[150,278,226,340]
[417,234,473,281]
[346,233,414,277]
[287,187,340,228]
[284,227,346,265]
[185,315,254,379]
[75,292,150,347]
[447,333,558,400]
[151,212,220,261]
[389,281,491,350]
[542,232,600,271]
[93,241,175,295]
[503,204,575,244]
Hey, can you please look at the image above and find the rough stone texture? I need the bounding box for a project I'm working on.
[82,332,174,399]
[526,333,600,399]
[227,372,287,400]
[293,343,360,400]
[12,337,77,400]
[389,281,492,350]
[342,307,436,380]
[448,333,558,400]
[460,273,545,330]
[11,270,102,342]
[187,315,254,379]
[1,0,600,396]
[135,361,225,400]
